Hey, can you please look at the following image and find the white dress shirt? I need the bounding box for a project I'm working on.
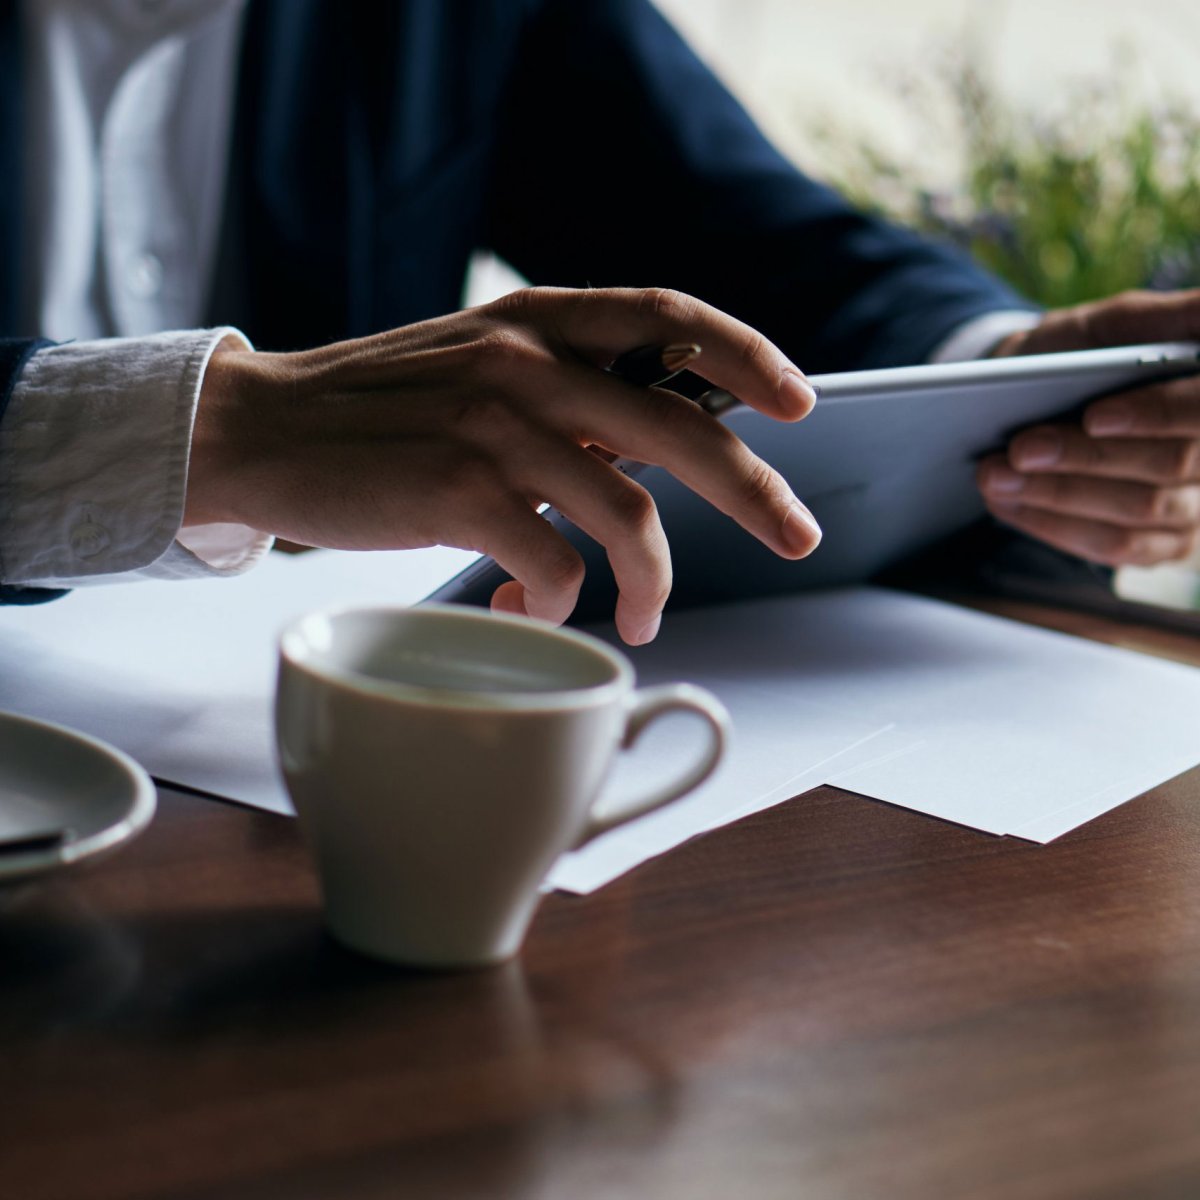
[1,0,268,587]
[0,0,1039,589]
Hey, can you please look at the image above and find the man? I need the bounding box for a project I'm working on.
[2,0,1198,643]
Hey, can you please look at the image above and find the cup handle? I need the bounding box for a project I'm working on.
[571,683,730,850]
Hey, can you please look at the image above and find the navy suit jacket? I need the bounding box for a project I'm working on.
[0,0,1032,601]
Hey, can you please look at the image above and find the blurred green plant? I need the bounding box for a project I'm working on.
[811,55,1200,307]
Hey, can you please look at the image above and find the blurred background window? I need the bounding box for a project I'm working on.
[665,0,1200,613]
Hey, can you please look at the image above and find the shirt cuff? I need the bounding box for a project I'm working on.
[0,328,273,587]
[928,311,1044,363]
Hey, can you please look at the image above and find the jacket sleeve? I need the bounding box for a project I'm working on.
[0,338,68,605]
[484,0,1037,373]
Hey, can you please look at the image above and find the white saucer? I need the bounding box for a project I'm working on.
[0,711,156,884]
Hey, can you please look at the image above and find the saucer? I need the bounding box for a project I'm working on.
[0,711,156,884]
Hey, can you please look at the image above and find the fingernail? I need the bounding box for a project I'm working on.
[634,614,662,645]
[1012,432,1061,469]
[782,501,822,556]
[780,369,818,418]
[981,463,1026,494]
[1087,402,1133,435]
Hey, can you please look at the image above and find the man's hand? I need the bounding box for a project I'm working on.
[186,287,821,644]
[977,288,1200,567]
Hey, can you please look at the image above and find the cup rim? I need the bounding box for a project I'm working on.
[278,602,634,711]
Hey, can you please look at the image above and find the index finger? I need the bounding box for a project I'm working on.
[503,287,818,422]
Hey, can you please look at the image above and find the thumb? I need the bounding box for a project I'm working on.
[1020,288,1200,354]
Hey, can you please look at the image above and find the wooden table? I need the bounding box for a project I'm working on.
[4,600,1200,1200]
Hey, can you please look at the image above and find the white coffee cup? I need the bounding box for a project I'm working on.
[276,604,729,968]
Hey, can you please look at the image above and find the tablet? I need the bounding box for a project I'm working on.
[426,341,1200,618]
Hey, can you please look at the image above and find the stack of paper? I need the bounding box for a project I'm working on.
[1,549,1198,894]
[555,588,1200,888]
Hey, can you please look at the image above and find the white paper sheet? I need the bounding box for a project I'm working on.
[0,546,478,812]
[3,553,1199,894]
[593,588,1200,853]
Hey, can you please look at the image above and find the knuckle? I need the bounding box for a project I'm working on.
[450,389,526,446]
[1182,486,1200,525]
[436,451,499,511]
[631,574,673,617]
[451,389,504,431]
[1141,486,1174,523]
[737,329,772,375]
[1148,485,1199,525]
[542,546,585,595]
[471,325,538,372]
[737,457,785,510]
[643,390,700,442]
[608,481,659,534]
[643,568,673,608]
[1159,442,1200,483]
[487,286,545,318]
[637,287,692,323]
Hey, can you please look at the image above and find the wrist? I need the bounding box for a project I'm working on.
[184,340,262,528]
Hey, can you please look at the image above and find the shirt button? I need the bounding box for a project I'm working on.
[126,252,164,298]
[71,518,111,560]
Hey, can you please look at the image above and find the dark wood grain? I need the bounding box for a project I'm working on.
[3,603,1200,1200]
